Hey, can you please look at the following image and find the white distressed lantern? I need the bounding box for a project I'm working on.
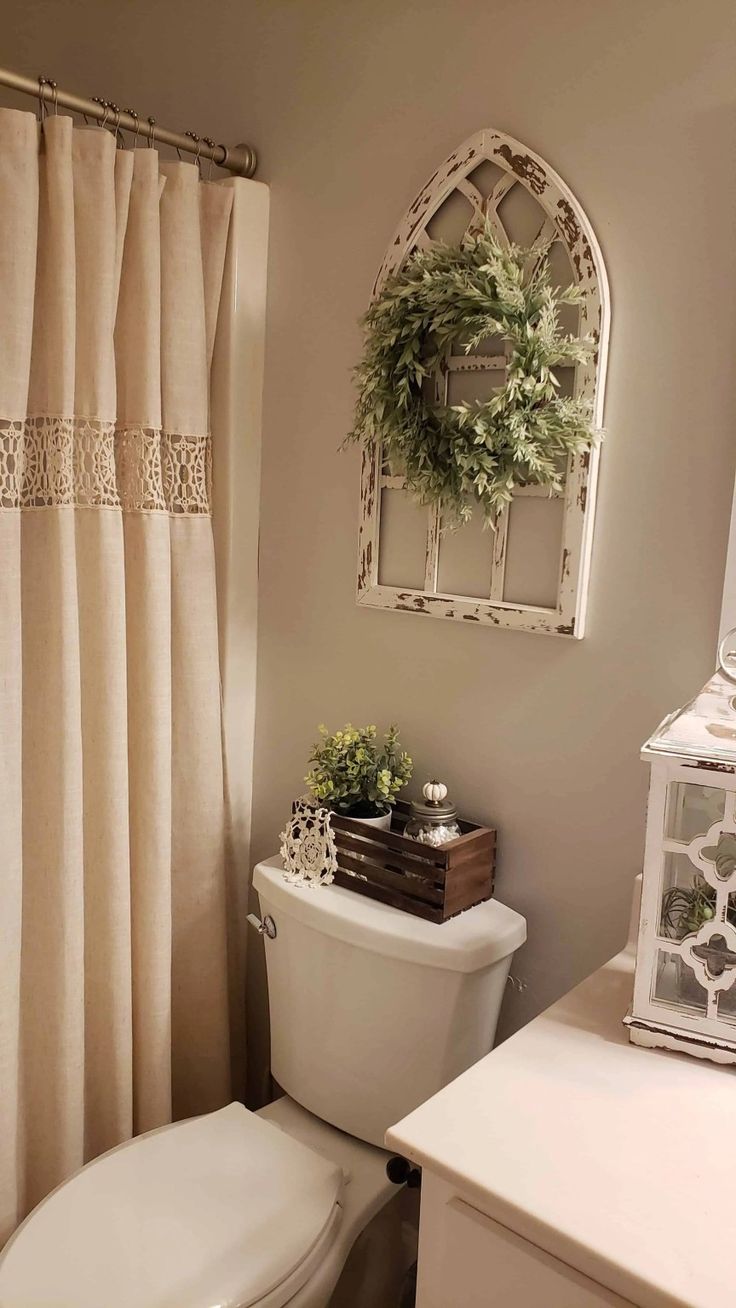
[626,642,736,1063]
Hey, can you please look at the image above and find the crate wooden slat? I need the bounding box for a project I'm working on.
[335,831,448,881]
[337,851,446,906]
[330,801,496,923]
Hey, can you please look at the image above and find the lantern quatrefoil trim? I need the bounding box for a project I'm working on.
[669,822,736,892]
[699,831,736,883]
[682,920,736,995]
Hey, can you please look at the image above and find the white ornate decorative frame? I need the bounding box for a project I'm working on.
[356,128,611,638]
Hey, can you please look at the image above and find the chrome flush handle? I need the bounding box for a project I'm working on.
[246,913,277,940]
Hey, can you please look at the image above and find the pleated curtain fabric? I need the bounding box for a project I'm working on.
[0,108,234,1241]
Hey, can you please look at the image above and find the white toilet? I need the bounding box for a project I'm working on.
[0,855,526,1308]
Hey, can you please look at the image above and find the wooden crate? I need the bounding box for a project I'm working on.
[330,801,496,923]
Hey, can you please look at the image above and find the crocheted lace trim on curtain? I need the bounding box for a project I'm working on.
[0,417,212,514]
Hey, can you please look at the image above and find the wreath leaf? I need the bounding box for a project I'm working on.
[347,220,600,529]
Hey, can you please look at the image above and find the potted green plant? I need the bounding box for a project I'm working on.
[661,878,721,1005]
[305,723,412,830]
[661,879,717,940]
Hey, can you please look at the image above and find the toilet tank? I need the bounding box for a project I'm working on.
[253,858,526,1148]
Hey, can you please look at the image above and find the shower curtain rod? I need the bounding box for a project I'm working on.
[0,67,257,177]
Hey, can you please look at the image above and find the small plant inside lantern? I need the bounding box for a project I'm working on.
[626,630,736,1062]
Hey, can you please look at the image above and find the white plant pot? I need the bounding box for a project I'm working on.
[336,808,391,832]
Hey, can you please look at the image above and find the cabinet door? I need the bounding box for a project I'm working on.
[416,1185,635,1308]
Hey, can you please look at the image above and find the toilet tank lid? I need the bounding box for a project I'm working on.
[254,857,526,972]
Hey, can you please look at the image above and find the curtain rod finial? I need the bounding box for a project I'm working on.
[220,142,257,178]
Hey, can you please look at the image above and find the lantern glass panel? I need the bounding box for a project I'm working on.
[659,851,714,940]
[718,983,736,1023]
[664,782,725,844]
[652,949,708,1015]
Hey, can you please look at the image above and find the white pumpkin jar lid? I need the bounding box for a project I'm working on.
[409,780,458,824]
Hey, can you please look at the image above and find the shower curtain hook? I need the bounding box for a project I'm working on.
[110,103,124,148]
[50,80,58,116]
[37,76,49,124]
[99,101,111,131]
[124,108,140,148]
[185,131,202,176]
[147,117,157,150]
[203,138,216,181]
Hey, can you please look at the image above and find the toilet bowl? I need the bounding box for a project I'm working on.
[0,1097,397,1308]
[0,856,526,1307]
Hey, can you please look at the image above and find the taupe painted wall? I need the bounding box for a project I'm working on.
[244,0,736,1042]
[3,1,736,1060]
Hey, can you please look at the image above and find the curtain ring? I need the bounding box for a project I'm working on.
[185,130,202,176]
[147,116,156,149]
[203,137,216,181]
[37,75,49,123]
[100,101,111,131]
[110,103,124,148]
[91,96,106,129]
[124,108,140,148]
[50,80,58,116]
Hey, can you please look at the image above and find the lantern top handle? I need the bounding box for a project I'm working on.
[718,628,736,685]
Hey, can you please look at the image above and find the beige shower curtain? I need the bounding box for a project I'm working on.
[0,108,234,1241]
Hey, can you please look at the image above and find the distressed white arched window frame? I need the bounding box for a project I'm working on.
[356,129,611,638]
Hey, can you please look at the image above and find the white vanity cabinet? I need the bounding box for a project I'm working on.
[415,1175,633,1308]
[386,893,736,1308]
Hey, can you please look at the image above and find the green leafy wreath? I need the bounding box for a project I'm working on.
[347,222,599,528]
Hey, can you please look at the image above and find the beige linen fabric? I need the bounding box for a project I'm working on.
[0,109,234,1240]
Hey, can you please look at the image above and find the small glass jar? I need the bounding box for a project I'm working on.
[405,781,461,847]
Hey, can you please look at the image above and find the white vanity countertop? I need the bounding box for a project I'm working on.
[387,922,734,1308]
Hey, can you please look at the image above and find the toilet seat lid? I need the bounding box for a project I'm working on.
[0,1103,344,1308]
